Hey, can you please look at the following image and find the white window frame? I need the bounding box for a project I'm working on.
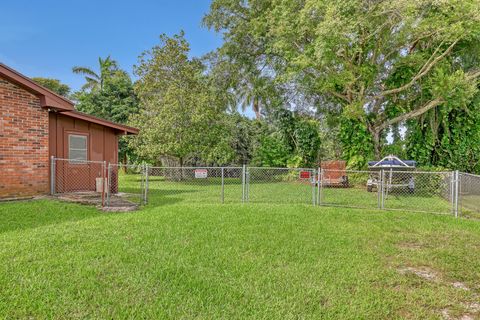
[68,134,88,163]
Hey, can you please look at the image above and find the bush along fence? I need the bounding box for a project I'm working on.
[50,157,480,217]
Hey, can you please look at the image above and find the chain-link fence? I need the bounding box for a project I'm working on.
[50,159,480,217]
[381,170,453,214]
[107,164,145,207]
[319,169,381,209]
[246,167,316,204]
[459,173,480,218]
[147,166,243,205]
[318,169,456,214]
[50,157,107,206]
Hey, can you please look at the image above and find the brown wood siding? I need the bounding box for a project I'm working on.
[49,112,121,193]
[48,112,119,162]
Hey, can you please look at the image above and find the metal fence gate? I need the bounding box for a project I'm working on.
[381,170,454,215]
[318,169,380,209]
[146,166,243,205]
[107,163,146,207]
[245,167,316,205]
[50,157,107,206]
[318,169,457,215]
[50,160,479,218]
[459,173,480,217]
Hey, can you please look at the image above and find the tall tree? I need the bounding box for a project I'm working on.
[203,43,284,120]
[72,56,119,92]
[405,41,480,173]
[73,57,139,165]
[205,0,480,159]
[74,70,138,124]
[406,94,480,173]
[130,33,232,166]
[31,77,71,97]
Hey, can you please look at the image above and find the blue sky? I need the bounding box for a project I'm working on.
[0,0,223,91]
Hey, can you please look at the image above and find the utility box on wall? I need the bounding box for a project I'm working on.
[96,178,108,193]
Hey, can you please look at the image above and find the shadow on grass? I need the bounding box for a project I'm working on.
[0,199,100,234]
[144,188,242,207]
[145,189,207,207]
[146,197,191,207]
[148,180,243,186]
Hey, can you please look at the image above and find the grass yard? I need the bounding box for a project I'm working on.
[1,198,480,319]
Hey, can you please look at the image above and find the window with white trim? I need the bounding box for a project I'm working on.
[68,134,88,161]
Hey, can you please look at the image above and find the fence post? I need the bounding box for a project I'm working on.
[246,167,250,202]
[50,156,55,195]
[101,161,106,207]
[319,168,324,206]
[454,170,459,218]
[221,167,225,204]
[377,170,381,209]
[139,163,144,205]
[144,164,149,205]
[450,171,455,216]
[242,164,246,203]
[381,170,385,209]
[316,168,321,206]
[106,163,111,207]
[311,169,315,206]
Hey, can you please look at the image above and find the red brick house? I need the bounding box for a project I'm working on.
[0,63,138,199]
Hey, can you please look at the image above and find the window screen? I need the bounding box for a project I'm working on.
[69,134,87,161]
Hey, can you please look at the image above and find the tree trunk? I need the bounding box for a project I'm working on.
[179,157,184,181]
[123,152,127,174]
[253,98,261,120]
[372,130,381,159]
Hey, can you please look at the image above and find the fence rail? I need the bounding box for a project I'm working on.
[50,158,479,218]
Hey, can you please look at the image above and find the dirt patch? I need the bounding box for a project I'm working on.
[441,308,477,320]
[397,267,471,292]
[398,266,439,281]
[465,303,480,313]
[53,192,139,212]
[397,267,478,319]
[397,241,425,250]
[452,282,470,291]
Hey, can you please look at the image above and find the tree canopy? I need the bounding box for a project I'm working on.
[72,56,139,164]
[73,56,119,92]
[205,0,480,163]
[129,33,233,166]
[31,77,71,97]
[47,0,480,173]
[74,69,138,124]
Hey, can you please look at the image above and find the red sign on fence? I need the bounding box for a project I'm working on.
[299,171,311,179]
[194,169,208,179]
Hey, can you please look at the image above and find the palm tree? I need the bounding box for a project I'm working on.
[236,75,267,120]
[72,56,119,92]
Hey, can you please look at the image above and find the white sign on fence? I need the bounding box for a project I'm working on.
[195,169,208,179]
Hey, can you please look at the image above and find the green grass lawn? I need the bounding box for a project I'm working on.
[1,198,480,319]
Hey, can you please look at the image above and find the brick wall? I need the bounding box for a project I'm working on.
[0,76,49,199]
